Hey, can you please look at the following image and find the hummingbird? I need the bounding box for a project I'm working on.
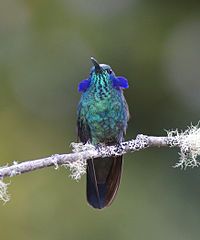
[77,57,129,209]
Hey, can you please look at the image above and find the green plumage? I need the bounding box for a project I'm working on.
[77,58,129,209]
[78,71,128,144]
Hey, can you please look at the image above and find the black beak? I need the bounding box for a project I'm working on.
[91,57,102,73]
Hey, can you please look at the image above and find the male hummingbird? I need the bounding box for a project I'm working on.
[77,57,129,209]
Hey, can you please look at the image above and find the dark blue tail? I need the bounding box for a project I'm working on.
[86,156,123,209]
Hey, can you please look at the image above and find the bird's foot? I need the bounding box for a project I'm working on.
[115,143,124,155]
[95,143,106,153]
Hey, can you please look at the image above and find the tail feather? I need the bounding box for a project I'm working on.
[87,156,123,209]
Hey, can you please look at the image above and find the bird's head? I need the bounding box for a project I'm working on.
[78,57,129,92]
[90,57,113,76]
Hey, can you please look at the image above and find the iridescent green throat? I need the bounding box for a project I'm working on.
[90,72,112,99]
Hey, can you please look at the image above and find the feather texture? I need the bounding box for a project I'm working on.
[77,59,129,209]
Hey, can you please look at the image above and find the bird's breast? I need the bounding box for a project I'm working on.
[84,89,126,143]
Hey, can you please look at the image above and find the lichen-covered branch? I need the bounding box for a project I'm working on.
[0,124,200,203]
[0,134,174,180]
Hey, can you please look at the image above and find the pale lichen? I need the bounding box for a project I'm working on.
[64,159,87,181]
[167,123,200,169]
[51,154,59,170]
[66,142,95,180]
[71,142,95,153]
[0,179,10,203]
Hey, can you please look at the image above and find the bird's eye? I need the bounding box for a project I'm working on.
[106,69,112,74]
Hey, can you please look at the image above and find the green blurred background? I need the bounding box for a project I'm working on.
[0,0,200,239]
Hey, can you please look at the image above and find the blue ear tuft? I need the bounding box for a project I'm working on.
[78,79,90,92]
[113,76,129,89]
[117,77,129,88]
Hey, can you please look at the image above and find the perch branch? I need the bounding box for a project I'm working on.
[1,123,200,203]
[0,134,179,180]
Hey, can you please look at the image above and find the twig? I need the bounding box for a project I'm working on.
[1,123,200,203]
[0,134,179,180]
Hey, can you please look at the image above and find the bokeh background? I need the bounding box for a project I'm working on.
[0,1,200,239]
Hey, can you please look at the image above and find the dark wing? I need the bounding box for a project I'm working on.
[122,94,130,136]
[77,102,104,208]
[77,102,91,143]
